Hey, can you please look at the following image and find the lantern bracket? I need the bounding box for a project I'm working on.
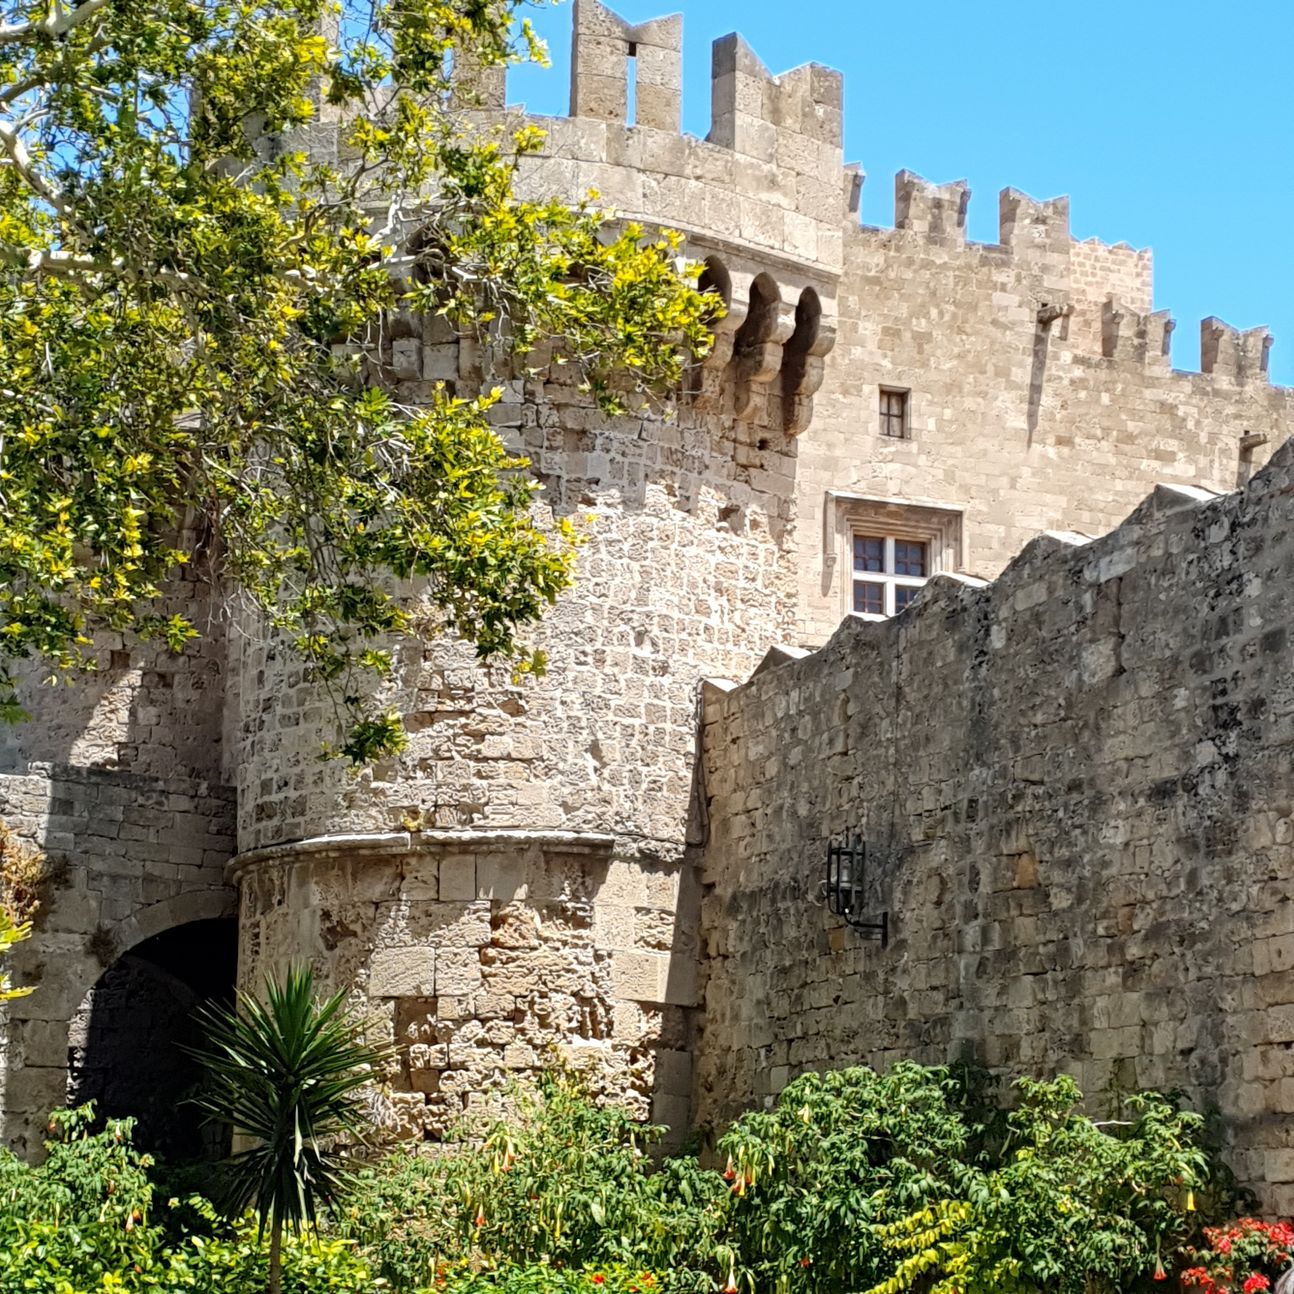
[824,833,888,945]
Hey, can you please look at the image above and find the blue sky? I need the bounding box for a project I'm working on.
[508,0,1294,383]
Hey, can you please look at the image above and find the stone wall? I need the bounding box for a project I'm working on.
[0,766,235,1154]
[2,0,1291,1164]
[227,1,1293,1146]
[796,175,1292,643]
[234,832,699,1138]
[696,440,1294,1209]
[232,359,802,855]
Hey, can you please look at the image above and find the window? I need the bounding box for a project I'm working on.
[851,533,929,619]
[879,387,909,439]
[826,493,965,625]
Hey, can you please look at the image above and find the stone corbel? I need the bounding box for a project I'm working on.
[732,273,795,421]
[1036,299,1073,328]
[781,291,836,435]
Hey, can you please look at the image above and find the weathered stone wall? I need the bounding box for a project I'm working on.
[0,556,238,1152]
[796,176,1292,643]
[235,832,698,1137]
[232,368,801,854]
[228,1,1292,1144]
[233,0,848,857]
[0,569,229,784]
[0,766,235,1153]
[696,440,1294,1209]
[3,0,1292,1164]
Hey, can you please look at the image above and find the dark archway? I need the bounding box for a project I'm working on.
[67,917,237,1162]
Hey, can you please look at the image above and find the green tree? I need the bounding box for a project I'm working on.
[0,0,717,761]
[0,909,30,1001]
[187,964,397,1294]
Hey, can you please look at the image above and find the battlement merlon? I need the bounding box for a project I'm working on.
[298,11,1282,385]
[708,33,843,156]
[509,3,848,278]
[1201,317,1273,384]
[570,0,683,132]
[895,171,969,243]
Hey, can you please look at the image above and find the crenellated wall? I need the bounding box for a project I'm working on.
[697,439,1294,1210]
[795,170,1291,643]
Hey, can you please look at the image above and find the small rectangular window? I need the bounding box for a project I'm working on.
[849,533,930,620]
[879,387,909,439]
[853,535,885,573]
[893,540,927,577]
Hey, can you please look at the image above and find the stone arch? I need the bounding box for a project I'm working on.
[698,255,733,316]
[0,886,236,1160]
[67,907,238,1161]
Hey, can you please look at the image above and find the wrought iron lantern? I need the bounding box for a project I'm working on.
[824,833,888,944]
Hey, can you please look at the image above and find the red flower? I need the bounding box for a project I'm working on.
[1243,1276,1270,1293]
[799,1258,812,1269]
[592,1277,605,1286]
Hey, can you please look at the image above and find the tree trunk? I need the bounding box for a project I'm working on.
[268,1215,283,1294]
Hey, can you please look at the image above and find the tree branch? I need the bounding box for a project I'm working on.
[5,246,203,292]
[0,117,70,216]
[0,0,109,46]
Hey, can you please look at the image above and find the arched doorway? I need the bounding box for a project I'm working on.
[66,917,237,1161]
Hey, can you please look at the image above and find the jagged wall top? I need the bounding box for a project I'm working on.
[438,5,1282,381]
[533,0,845,155]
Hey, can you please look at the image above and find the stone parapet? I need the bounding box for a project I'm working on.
[234,828,701,1138]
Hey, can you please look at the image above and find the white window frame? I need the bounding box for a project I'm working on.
[824,493,966,623]
[850,534,929,620]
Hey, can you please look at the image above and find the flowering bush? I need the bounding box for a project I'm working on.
[1179,1219,1294,1294]
[0,1106,377,1292]
[0,1067,1273,1294]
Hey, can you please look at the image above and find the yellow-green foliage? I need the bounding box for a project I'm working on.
[0,910,30,1003]
[0,0,721,763]
[0,818,48,925]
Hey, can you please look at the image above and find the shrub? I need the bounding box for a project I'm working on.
[0,1105,377,1293]
[1179,1219,1294,1294]
[342,1069,724,1291]
[438,1260,658,1294]
[862,1076,1212,1294]
[0,1105,167,1291]
[0,1065,1267,1294]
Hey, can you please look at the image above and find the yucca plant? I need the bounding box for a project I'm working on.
[188,965,397,1294]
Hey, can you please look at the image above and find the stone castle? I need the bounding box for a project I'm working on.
[2,0,1292,1205]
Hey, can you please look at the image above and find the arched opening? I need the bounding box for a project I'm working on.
[697,255,733,317]
[67,917,237,1162]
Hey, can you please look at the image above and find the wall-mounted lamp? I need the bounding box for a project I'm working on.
[824,834,888,945]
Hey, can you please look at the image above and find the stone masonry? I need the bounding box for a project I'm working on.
[0,0,1290,1200]
[699,440,1294,1209]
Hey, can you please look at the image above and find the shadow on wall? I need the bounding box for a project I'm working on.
[68,917,237,1162]
[0,574,228,784]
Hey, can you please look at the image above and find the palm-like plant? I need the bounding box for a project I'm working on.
[188,965,396,1294]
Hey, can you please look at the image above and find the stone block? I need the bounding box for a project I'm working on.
[438,855,477,902]
[369,947,435,998]
[436,949,482,997]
